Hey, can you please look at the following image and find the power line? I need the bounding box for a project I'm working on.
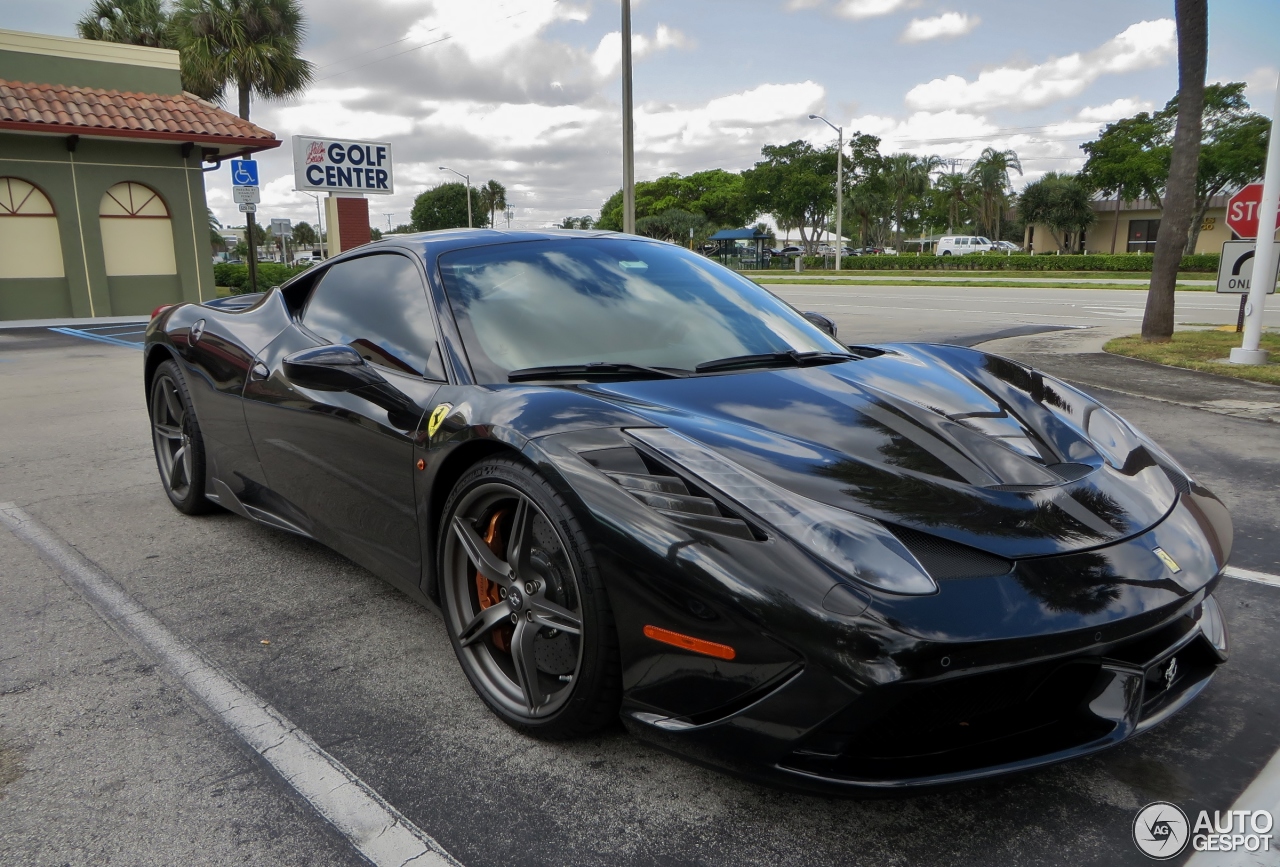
[316,35,453,82]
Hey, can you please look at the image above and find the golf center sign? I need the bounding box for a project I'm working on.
[292,136,394,195]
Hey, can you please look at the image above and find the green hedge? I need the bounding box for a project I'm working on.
[793,253,1220,272]
[213,262,312,293]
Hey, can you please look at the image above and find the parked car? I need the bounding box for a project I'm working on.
[293,252,324,266]
[777,245,804,257]
[993,240,1021,253]
[936,236,995,256]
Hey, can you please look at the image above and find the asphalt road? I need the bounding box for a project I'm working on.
[2,286,1278,867]
[761,283,1280,346]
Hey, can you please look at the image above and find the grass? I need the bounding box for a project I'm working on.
[751,277,1214,291]
[1104,330,1280,386]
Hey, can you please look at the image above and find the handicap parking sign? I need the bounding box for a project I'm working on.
[230,159,259,186]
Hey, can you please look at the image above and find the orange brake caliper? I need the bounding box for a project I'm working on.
[476,511,512,652]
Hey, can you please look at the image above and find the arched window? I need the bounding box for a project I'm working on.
[99,182,177,276]
[0,178,65,279]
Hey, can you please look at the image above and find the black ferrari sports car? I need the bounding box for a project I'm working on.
[144,230,1231,793]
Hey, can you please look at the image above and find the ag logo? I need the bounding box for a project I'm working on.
[1133,801,1190,859]
[427,403,453,438]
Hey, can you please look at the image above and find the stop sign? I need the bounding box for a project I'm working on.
[1226,183,1280,239]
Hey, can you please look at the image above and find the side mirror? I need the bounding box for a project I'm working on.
[283,344,383,391]
[802,311,838,339]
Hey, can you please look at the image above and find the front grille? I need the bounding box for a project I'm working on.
[890,526,1013,580]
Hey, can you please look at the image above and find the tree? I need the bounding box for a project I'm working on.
[171,0,314,121]
[598,169,754,232]
[77,0,175,48]
[883,153,942,247]
[635,208,708,245]
[411,182,489,232]
[390,223,413,235]
[207,207,225,252]
[559,216,594,229]
[1019,172,1096,252]
[1144,0,1207,342]
[967,147,1021,241]
[933,172,971,233]
[291,220,317,247]
[478,180,507,232]
[742,141,837,253]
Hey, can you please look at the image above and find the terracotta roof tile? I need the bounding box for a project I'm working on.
[0,79,278,147]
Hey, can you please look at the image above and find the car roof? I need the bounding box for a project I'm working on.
[351,228,626,259]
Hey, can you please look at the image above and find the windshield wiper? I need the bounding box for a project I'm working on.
[694,350,856,374]
[508,362,689,382]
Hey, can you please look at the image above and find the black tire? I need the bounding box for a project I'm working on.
[438,456,621,739]
[941,250,952,256]
[149,359,215,515]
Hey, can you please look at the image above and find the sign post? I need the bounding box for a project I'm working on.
[231,159,261,293]
[1228,74,1280,365]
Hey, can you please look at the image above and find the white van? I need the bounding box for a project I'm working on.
[936,236,994,256]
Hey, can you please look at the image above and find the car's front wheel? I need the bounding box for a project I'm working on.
[439,456,621,739]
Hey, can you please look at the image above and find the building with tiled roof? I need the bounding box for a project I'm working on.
[0,28,280,320]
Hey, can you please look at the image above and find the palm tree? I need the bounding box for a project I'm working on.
[77,0,175,48]
[171,0,313,121]
[1143,0,1207,342]
[884,154,942,247]
[934,172,970,233]
[478,180,507,231]
[967,147,1022,241]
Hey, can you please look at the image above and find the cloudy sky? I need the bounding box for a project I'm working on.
[14,0,1279,231]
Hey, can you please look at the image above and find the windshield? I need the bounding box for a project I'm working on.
[437,238,846,383]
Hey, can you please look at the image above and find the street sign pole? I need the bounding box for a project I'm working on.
[246,214,259,294]
[1231,72,1280,365]
[621,0,635,235]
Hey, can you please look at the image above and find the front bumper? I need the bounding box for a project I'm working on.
[624,592,1228,794]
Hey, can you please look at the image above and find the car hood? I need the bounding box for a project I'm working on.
[577,344,1178,559]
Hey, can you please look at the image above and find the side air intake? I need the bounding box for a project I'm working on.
[889,526,1013,581]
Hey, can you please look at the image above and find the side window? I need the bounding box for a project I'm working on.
[301,253,446,380]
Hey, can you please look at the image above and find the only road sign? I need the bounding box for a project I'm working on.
[238,202,257,213]
[230,159,259,187]
[1217,240,1279,294]
[232,185,261,204]
[1226,184,1280,240]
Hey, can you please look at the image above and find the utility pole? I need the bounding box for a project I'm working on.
[621,0,635,234]
[246,214,259,292]
[383,213,393,231]
[1230,71,1280,365]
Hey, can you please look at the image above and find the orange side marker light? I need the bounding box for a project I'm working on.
[416,459,426,471]
[643,625,736,660]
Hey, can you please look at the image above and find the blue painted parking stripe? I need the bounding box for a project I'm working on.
[48,326,145,350]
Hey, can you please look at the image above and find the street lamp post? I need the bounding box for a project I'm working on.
[303,192,326,259]
[809,114,842,271]
[439,166,472,228]
[621,0,635,234]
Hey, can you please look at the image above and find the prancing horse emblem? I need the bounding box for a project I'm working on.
[1165,657,1179,691]
[1153,547,1181,573]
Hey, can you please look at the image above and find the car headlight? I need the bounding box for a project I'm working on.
[627,427,938,596]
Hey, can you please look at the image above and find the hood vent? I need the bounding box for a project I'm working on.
[579,445,759,541]
[889,526,1013,581]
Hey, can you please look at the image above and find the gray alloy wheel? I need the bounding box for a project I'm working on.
[149,360,213,514]
[440,458,620,737]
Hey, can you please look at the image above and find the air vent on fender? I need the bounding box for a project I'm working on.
[579,445,759,541]
[889,525,1013,581]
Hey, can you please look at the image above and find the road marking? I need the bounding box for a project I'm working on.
[0,503,461,867]
[1225,566,1280,588]
[48,326,145,350]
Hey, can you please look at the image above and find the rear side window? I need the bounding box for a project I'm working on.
[301,253,446,380]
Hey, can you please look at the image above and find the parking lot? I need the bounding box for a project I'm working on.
[2,284,1279,867]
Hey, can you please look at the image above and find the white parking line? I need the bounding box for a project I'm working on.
[0,503,461,867]
[1225,566,1280,588]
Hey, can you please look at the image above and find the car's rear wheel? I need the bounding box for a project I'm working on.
[149,360,213,514]
[439,457,620,738]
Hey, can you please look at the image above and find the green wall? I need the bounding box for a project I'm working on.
[0,132,215,320]
[0,47,182,95]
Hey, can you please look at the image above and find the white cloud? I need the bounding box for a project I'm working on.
[1239,66,1279,111]
[846,109,997,155]
[1075,97,1152,122]
[905,19,1176,112]
[591,25,690,77]
[900,12,978,43]
[836,0,916,20]
[404,0,589,65]
[638,81,826,153]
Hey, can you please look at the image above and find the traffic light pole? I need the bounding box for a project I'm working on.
[1231,71,1280,365]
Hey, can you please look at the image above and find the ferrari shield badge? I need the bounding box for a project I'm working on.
[1153,547,1181,574]
[428,403,453,438]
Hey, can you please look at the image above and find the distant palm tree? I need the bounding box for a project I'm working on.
[885,153,942,247]
[934,172,971,233]
[967,147,1022,242]
[478,180,507,231]
[172,0,313,121]
[77,0,175,48]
